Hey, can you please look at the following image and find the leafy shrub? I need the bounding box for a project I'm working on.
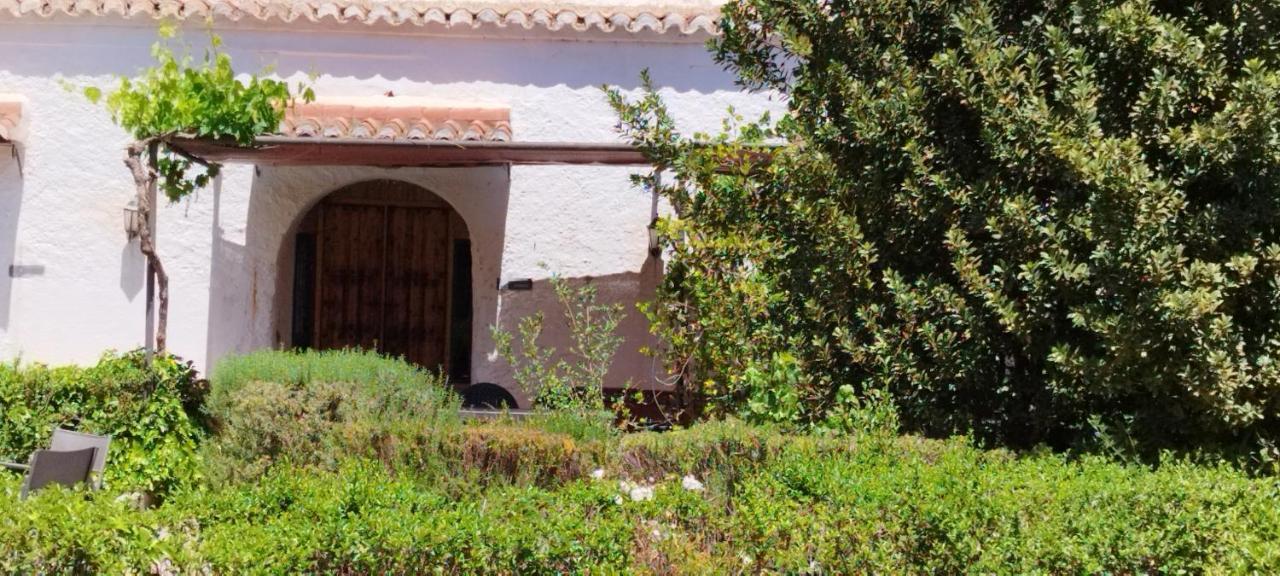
[0,472,207,574]
[206,349,616,486]
[183,462,636,575]
[2,422,1278,574]
[203,348,460,483]
[0,350,204,496]
[610,0,1280,459]
[492,274,625,417]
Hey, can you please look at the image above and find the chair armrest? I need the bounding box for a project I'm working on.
[1,461,29,472]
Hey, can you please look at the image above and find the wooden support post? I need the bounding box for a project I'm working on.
[143,147,158,362]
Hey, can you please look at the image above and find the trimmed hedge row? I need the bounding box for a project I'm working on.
[2,351,1278,573]
[2,422,1279,574]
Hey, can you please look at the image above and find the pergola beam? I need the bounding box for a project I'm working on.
[169,136,655,167]
[168,136,777,170]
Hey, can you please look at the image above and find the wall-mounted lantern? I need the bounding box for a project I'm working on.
[123,198,144,240]
[647,217,662,257]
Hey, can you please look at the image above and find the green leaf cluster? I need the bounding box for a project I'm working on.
[0,347,1277,573]
[89,26,311,201]
[611,0,1280,460]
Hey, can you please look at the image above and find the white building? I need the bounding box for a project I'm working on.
[0,0,775,407]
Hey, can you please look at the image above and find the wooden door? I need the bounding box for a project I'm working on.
[314,201,451,370]
[384,206,450,368]
[316,203,386,353]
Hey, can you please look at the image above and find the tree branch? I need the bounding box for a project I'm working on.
[124,139,170,354]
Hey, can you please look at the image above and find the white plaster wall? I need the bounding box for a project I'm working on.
[0,144,20,358]
[0,20,780,403]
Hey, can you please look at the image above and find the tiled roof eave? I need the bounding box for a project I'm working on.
[281,98,513,142]
[0,0,723,37]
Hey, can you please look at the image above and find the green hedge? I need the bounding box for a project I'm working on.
[2,422,1278,574]
[0,351,204,496]
[203,349,461,484]
[4,351,1276,573]
[207,349,619,488]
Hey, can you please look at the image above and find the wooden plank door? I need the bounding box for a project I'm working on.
[315,203,386,353]
[313,201,451,372]
[384,206,450,369]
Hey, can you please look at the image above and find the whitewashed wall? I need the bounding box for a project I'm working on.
[0,20,779,402]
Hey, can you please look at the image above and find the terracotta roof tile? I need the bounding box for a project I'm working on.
[0,0,724,36]
[281,97,512,141]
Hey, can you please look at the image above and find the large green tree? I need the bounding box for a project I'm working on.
[611,0,1280,458]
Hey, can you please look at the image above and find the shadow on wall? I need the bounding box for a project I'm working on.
[118,240,145,299]
[246,34,735,93]
[486,256,665,403]
[0,25,739,93]
[205,173,251,369]
[0,148,21,342]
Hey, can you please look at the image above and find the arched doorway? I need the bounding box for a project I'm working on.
[289,179,472,381]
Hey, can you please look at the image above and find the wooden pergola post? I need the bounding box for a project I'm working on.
[143,147,158,363]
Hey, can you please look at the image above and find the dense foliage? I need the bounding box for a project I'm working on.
[3,351,1278,574]
[206,349,607,485]
[610,0,1280,459]
[0,351,204,496]
[2,420,1278,574]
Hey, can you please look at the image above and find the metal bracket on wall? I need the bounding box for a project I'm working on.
[8,264,44,278]
[497,278,533,291]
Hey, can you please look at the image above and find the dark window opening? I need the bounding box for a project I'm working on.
[291,233,316,349]
[448,239,473,384]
